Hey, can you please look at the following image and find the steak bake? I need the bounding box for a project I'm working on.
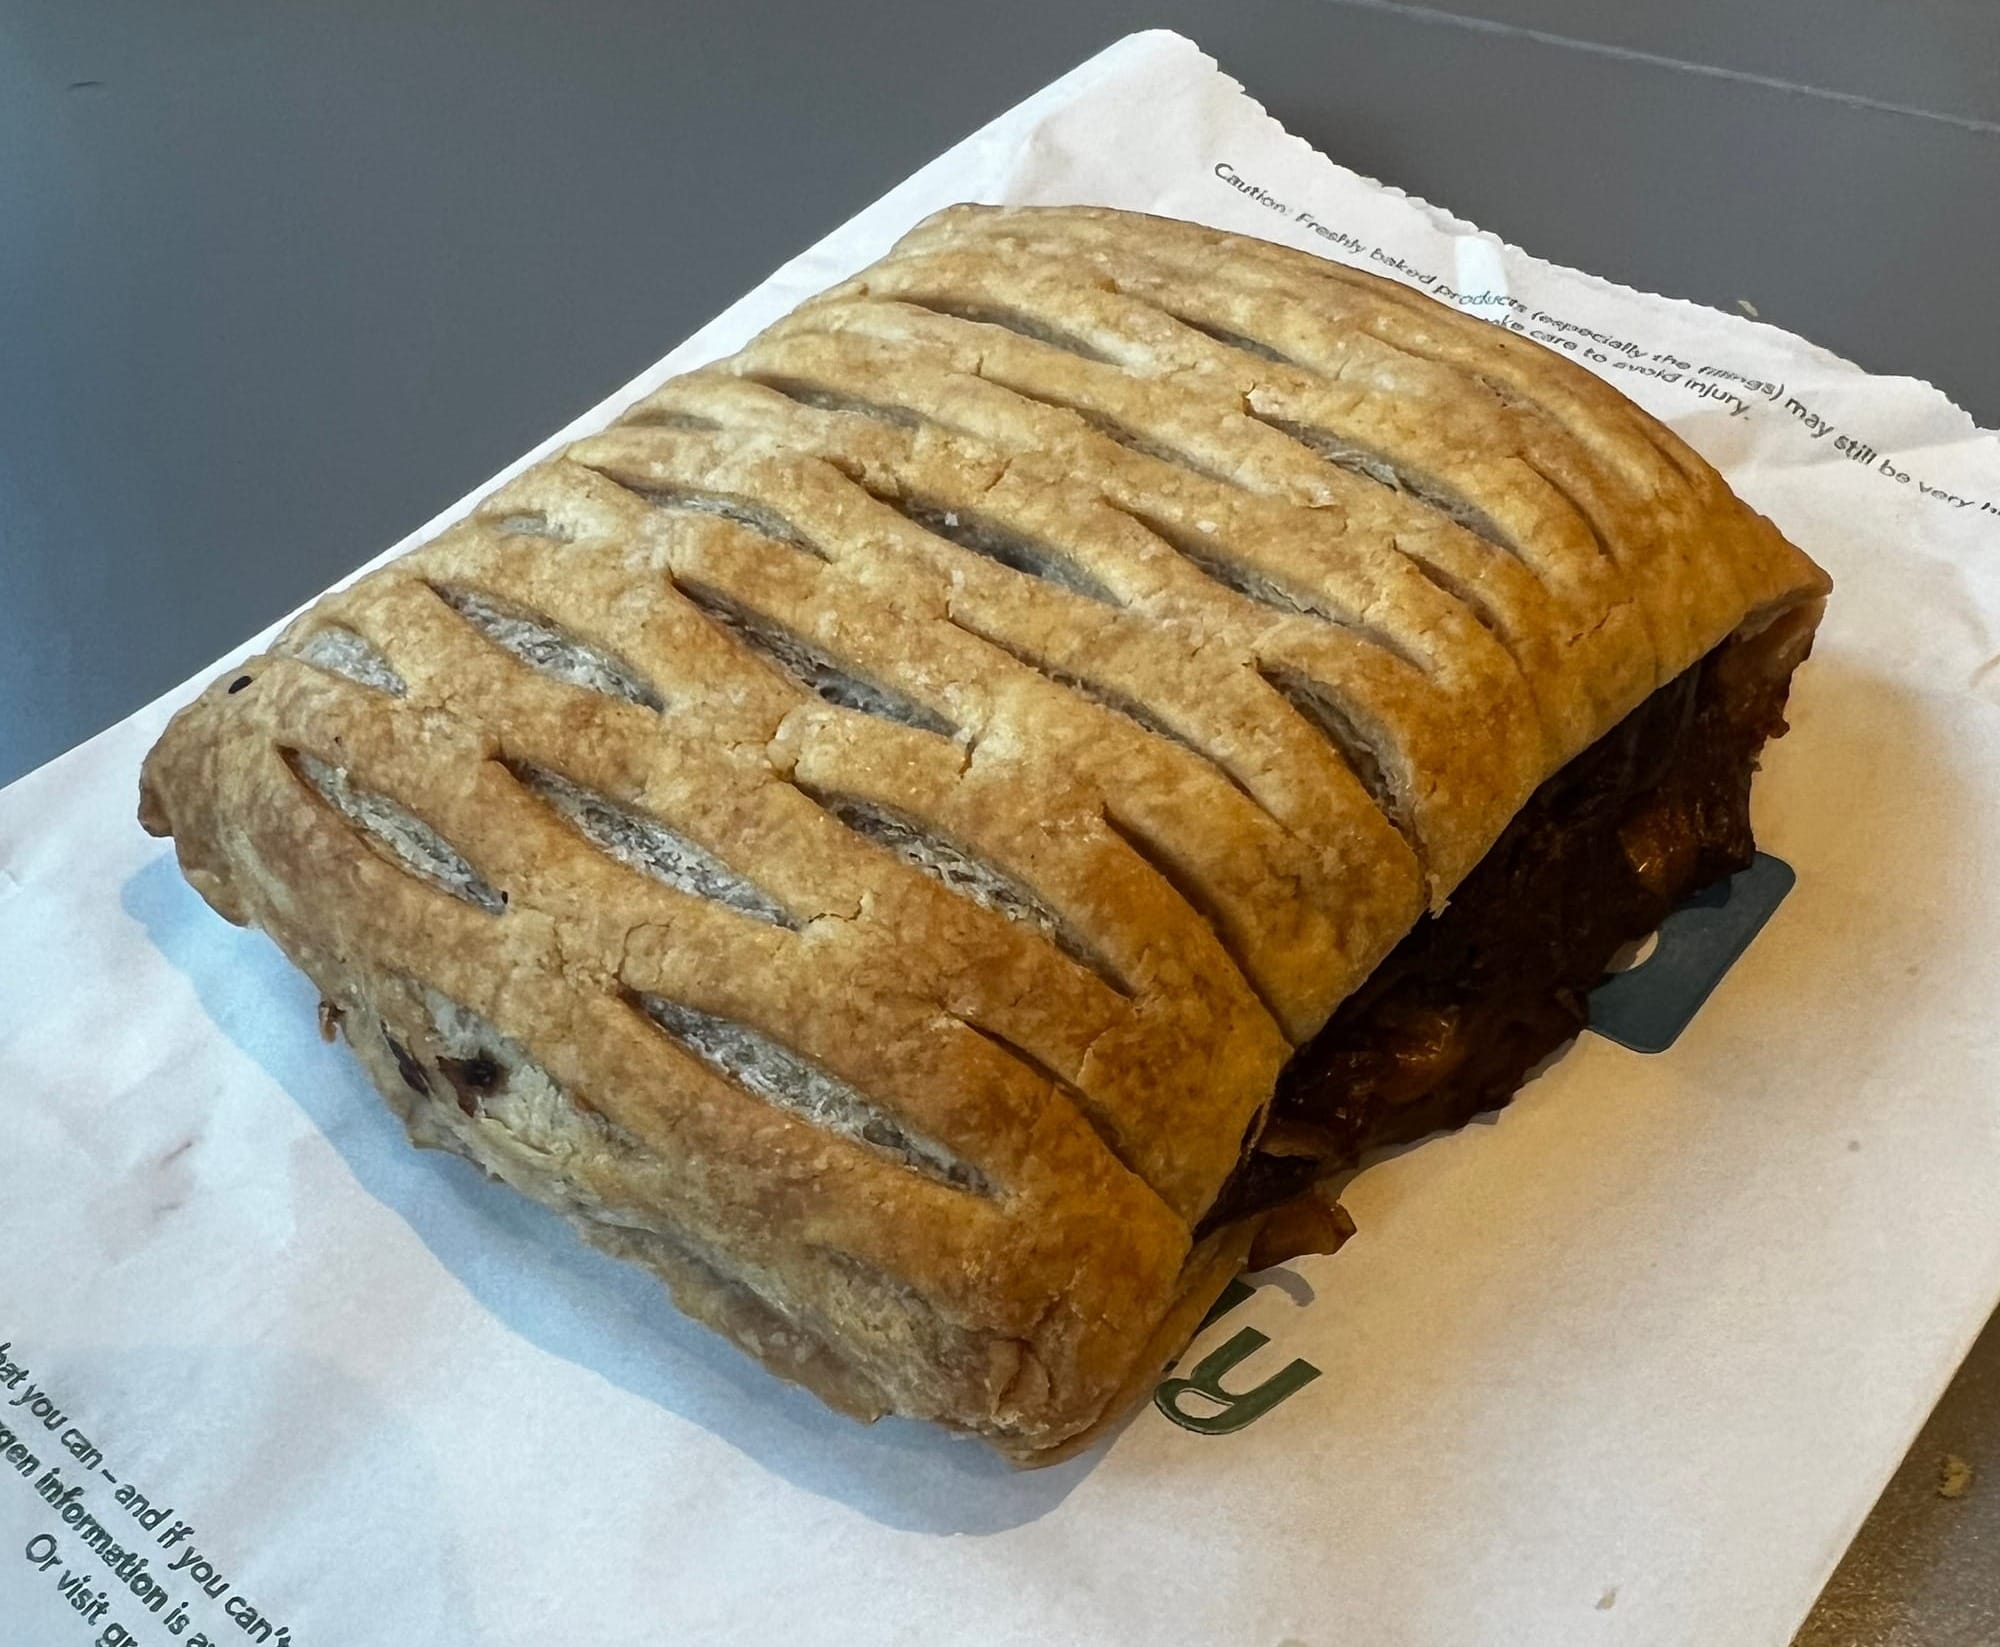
[138,205,1828,1460]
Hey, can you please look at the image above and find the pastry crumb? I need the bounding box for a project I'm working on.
[317,999,344,1042]
[1939,1454,1975,1499]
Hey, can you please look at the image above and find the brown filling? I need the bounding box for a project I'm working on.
[1199,625,1805,1238]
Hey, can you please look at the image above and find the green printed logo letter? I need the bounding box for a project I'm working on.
[1154,1281,1322,1436]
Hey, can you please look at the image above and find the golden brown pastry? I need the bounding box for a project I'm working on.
[138,205,1829,1459]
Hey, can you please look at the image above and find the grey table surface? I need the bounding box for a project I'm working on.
[3,2,1995,1639]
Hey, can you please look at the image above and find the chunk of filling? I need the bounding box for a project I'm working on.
[1200,629,1801,1237]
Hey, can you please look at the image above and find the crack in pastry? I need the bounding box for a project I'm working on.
[941,613,1269,812]
[1312,551,1505,695]
[1109,502,1427,672]
[1101,508,1460,728]
[882,294,1115,362]
[1253,413,1517,553]
[288,625,408,696]
[630,993,992,1194]
[1161,312,1298,365]
[942,615,1196,758]
[879,494,1121,607]
[487,510,572,541]
[431,584,666,712]
[676,580,956,737]
[1382,545,1517,649]
[283,750,507,913]
[370,992,895,1414]
[1518,453,1625,575]
[620,481,826,558]
[1099,808,1288,1032]
[802,787,1133,996]
[1256,666,1417,855]
[504,760,798,929]
[995,385,1228,480]
[617,408,723,432]
[742,375,924,430]
[947,1015,1144,1186]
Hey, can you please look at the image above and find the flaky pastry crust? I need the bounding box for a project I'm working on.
[139,206,1828,1457]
